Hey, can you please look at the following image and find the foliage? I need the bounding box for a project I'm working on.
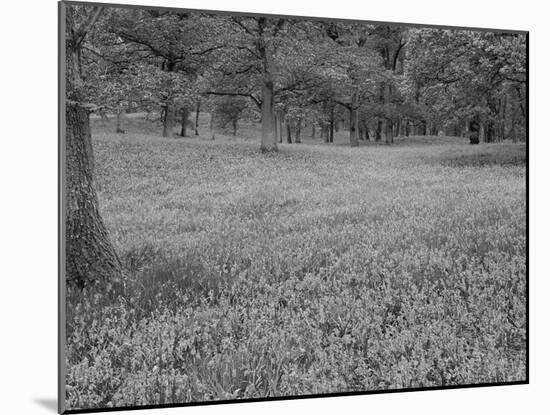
[66,120,526,410]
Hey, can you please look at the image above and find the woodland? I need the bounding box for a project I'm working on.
[63,3,527,410]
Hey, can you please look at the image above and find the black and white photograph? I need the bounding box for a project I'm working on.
[58,0,528,413]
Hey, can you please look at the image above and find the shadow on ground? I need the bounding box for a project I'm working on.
[34,398,57,413]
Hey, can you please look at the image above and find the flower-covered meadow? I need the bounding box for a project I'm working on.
[66,125,526,410]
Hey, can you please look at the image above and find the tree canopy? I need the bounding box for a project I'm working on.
[71,4,527,147]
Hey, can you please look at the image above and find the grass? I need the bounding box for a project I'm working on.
[65,116,527,410]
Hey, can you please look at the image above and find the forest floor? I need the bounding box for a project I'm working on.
[65,115,527,410]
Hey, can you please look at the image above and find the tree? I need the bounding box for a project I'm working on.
[212,96,249,135]
[322,22,383,146]
[63,4,122,287]
[106,10,221,137]
[203,16,292,151]
[405,29,526,142]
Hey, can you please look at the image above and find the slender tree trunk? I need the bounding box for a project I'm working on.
[279,115,283,143]
[180,107,189,137]
[295,119,301,143]
[375,120,382,141]
[499,96,506,142]
[209,110,215,140]
[194,100,200,136]
[163,101,175,138]
[232,119,237,136]
[395,119,401,138]
[349,108,358,147]
[510,95,517,142]
[116,109,125,134]
[385,119,394,144]
[479,122,485,143]
[66,103,122,287]
[99,108,108,128]
[311,123,316,139]
[286,119,292,143]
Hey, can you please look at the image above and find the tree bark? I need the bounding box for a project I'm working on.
[395,119,401,138]
[163,101,175,138]
[286,119,292,143]
[349,90,359,147]
[257,19,278,152]
[66,103,122,287]
[295,120,301,143]
[260,80,277,151]
[384,119,394,144]
[180,107,189,137]
[375,120,382,141]
[64,4,122,288]
[479,122,485,143]
[349,108,358,147]
[194,100,201,136]
[116,109,125,134]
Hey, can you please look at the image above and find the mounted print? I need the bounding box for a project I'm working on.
[59,0,528,413]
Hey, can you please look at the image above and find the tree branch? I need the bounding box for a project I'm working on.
[204,91,261,108]
[75,6,104,48]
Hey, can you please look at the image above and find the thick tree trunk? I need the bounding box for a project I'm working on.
[260,80,277,152]
[194,100,200,136]
[66,103,122,287]
[163,101,175,138]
